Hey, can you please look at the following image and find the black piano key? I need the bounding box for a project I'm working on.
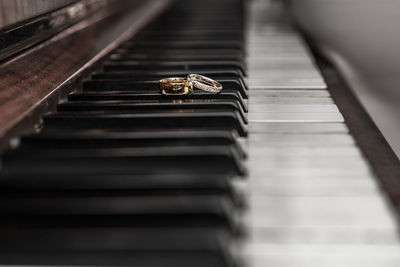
[83,79,248,98]
[136,29,243,35]
[68,92,248,113]
[103,60,247,76]
[0,193,234,217]
[56,101,247,123]
[92,69,244,81]
[18,130,246,158]
[92,69,245,81]
[141,26,243,33]
[1,172,231,189]
[113,48,245,58]
[121,40,244,50]
[0,228,236,267]
[147,17,243,25]
[42,111,247,137]
[0,194,238,231]
[135,28,243,35]
[133,34,244,43]
[109,52,244,62]
[3,144,246,176]
[144,23,243,31]
[15,133,246,161]
[0,174,242,204]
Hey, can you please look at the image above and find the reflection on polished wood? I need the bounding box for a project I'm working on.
[0,0,125,62]
[0,0,75,28]
[0,0,172,151]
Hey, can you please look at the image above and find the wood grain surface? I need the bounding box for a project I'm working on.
[0,0,171,151]
[0,0,75,28]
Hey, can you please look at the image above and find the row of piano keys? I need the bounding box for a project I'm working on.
[244,1,400,266]
[0,0,247,266]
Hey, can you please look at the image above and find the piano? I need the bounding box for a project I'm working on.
[0,0,399,266]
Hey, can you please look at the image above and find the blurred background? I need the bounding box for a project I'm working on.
[0,0,76,28]
[286,0,400,158]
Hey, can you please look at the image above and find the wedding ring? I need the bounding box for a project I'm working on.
[159,77,192,95]
[187,74,222,93]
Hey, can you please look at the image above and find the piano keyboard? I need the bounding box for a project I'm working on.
[243,1,400,266]
[0,0,399,266]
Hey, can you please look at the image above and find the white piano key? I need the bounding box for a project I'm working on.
[241,244,400,267]
[247,46,309,53]
[249,104,339,113]
[249,97,335,104]
[249,66,320,72]
[248,43,309,49]
[247,40,306,47]
[247,53,312,59]
[248,52,311,57]
[250,84,328,90]
[248,55,314,61]
[248,53,312,59]
[247,37,304,44]
[248,146,362,157]
[247,169,371,181]
[248,74,324,81]
[248,112,344,122]
[248,33,303,38]
[249,79,327,89]
[248,42,310,48]
[248,56,315,61]
[242,180,380,198]
[248,76,324,82]
[248,27,297,33]
[247,227,400,244]
[249,90,331,97]
[250,167,374,178]
[248,59,318,65]
[247,158,370,170]
[247,32,300,38]
[243,174,379,187]
[248,56,315,62]
[248,64,321,70]
[248,122,349,134]
[248,74,323,80]
[246,196,398,228]
[248,61,318,67]
[247,182,381,197]
[248,52,312,59]
[249,73,324,80]
[247,160,366,173]
[243,1,400,265]
[248,133,355,146]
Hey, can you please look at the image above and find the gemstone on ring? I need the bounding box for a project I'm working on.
[187,74,222,93]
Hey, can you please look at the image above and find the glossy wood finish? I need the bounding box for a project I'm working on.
[0,0,75,28]
[0,0,117,61]
[0,0,172,151]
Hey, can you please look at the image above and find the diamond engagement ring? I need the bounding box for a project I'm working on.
[187,74,223,93]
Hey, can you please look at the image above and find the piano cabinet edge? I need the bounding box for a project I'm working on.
[0,0,173,154]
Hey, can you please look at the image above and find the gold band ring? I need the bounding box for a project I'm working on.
[159,77,192,95]
[187,74,222,93]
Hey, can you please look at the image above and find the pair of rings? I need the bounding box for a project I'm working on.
[159,74,222,95]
